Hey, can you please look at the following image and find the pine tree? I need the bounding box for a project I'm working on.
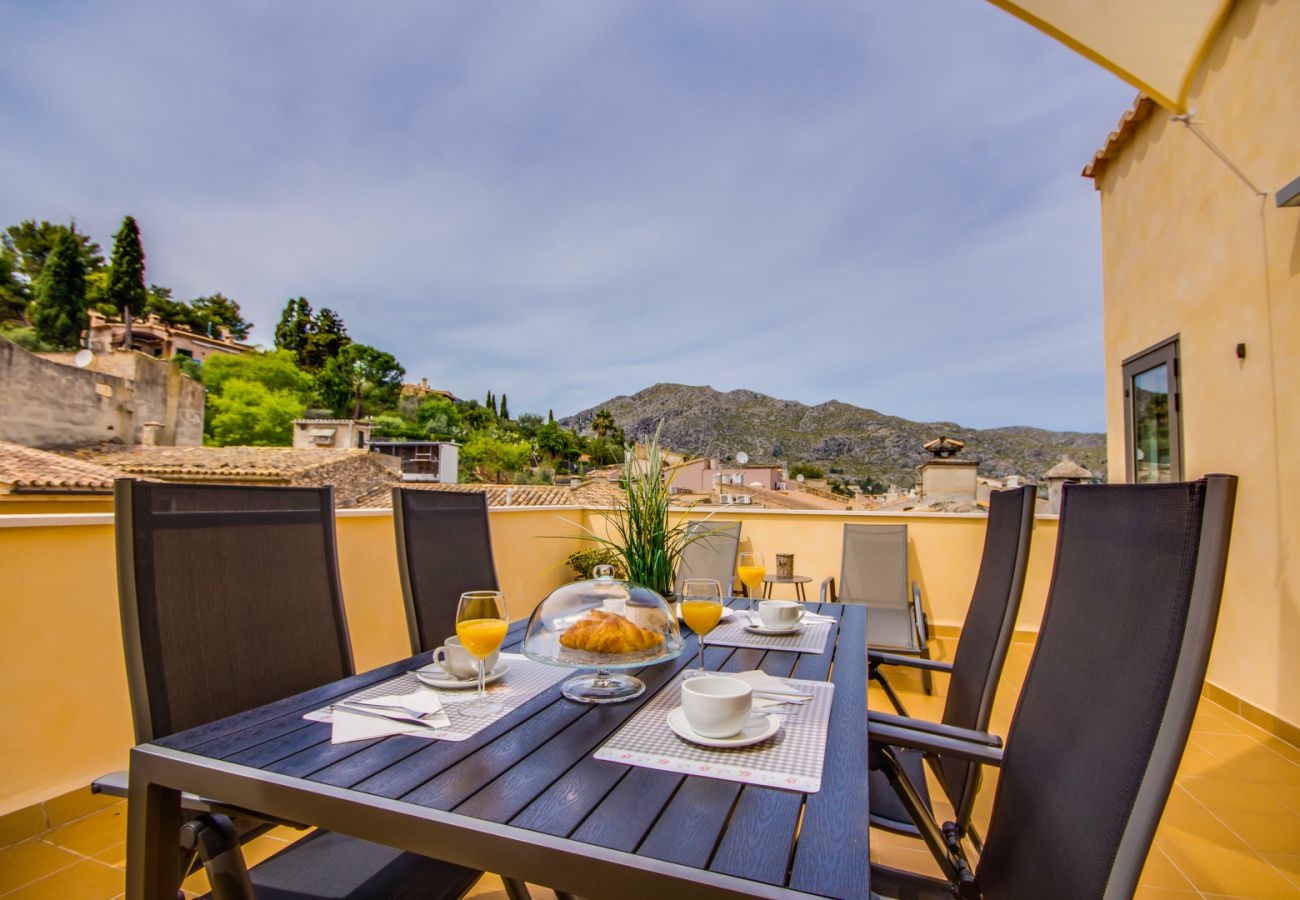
[274,297,314,354]
[300,306,350,370]
[548,409,554,423]
[499,393,509,421]
[105,215,147,316]
[30,232,87,347]
[485,390,495,416]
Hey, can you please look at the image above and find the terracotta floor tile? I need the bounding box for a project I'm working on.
[91,840,126,869]
[1160,843,1300,898]
[1154,800,1250,850]
[462,874,560,900]
[1133,889,1200,899]
[1259,853,1300,890]
[43,788,122,829]
[1179,776,1294,815]
[41,805,126,856]
[869,841,946,879]
[1212,808,1300,855]
[1178,739,1236,778]
[1139,846,1197,891]
[3,858,124,900]
[0,838,81,894]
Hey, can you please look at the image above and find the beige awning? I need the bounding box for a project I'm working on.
[985,0,1234,112]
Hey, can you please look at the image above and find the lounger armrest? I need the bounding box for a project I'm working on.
[868,711,1004,748]
[869,650,953,673]
[869,722,1005,767]
[820,576,837,603]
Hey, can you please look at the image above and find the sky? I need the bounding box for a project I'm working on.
[0,1,1135,431]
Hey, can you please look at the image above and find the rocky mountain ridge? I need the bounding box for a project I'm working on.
[562,384,1106,487]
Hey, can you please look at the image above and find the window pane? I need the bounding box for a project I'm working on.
[1132,364,1172,483]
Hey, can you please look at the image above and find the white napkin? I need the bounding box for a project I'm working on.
[330,690,450,744]
[729,670,813,697]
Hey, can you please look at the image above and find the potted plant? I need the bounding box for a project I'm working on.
[572,426,705,598]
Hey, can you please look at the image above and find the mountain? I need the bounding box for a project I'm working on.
[562,384,1106,487]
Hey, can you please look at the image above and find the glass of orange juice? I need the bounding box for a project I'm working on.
[455,590,509,716]
[737,552,766,605]
[680,579,723,678]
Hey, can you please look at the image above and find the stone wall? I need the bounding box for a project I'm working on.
[0,338,204,448]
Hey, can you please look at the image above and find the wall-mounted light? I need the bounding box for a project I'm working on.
[1236,343,1247,360]
[1278,175,1300,208]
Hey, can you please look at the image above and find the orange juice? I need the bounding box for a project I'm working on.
[456,618,508,658]
[737,565,765,591]
[681,600,723,635]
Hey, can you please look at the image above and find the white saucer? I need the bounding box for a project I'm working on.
[742,620,806,636]
[414,663,509,690]
[666,707,782,748]
[675,603,736,623]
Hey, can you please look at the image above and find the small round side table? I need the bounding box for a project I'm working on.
[761,575,813,601]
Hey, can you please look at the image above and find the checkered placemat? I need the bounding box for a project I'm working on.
[700,616,833,655]
[304,653,569,742]
[593,673,835,793]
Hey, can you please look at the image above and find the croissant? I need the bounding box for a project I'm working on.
[559,609,664,654]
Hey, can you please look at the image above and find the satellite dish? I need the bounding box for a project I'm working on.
[735,451,749,465]
[797,474,806,483]
[73,349,93,368]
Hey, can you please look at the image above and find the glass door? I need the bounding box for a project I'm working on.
[1122,337,1182,483]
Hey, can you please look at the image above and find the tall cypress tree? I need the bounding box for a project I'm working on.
[105,215,147,316]
[31,232,87,347]
[274,297,314,354]
[499,393,509,421]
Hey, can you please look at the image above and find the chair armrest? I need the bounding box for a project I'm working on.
[911,581,929,649]
[870,722,1005,767]
[869,650,953,673]
[820,576,836,603]
[868,711,1003,748]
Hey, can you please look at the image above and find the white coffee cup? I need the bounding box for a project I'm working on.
[681,676,753,738]
[433,636,499,680]
[758,599,805,630]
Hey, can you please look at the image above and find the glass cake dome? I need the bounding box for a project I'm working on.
[523,565,683,703]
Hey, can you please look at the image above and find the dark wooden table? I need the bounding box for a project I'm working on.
[126,603,869,899]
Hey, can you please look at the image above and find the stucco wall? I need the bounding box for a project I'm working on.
[0,339,204,447]
[1096,0,1299,727]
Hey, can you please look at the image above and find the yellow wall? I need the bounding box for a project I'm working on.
[0,506,1056,815]
[1097,0,1300,727]
[0,495,115,515]
[0,508,589,816]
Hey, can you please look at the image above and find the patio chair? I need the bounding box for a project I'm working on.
[673,519,741,597]
[866,485,1036,849]
[821,524,935,692]
[868,475,1237,900]
[393,487,499,655]
[104,479,483,900]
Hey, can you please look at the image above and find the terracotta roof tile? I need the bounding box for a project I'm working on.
[1082,94,1156,184]
[0,441,127,493]
[66,445,369,478]
[355,482,584,509]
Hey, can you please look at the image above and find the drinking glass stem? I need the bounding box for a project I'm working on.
[698,634,705,673]
[477,659,486,703]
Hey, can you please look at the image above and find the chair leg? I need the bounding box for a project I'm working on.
[180,814,255,900]
[502,877,534,900]
[919,646,934,695]
[869,663,911,717]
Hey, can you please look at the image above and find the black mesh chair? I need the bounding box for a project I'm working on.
[869,476,1237,900]
[822,524,934,691]
[673,520,741,597]
[393,487,499,655]
[108,480,483,900]
[866,485,1035,850]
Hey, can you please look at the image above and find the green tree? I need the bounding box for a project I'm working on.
[789,463,825,480]
[207,379,307,446]
[189,293,252,340]
[0,245,28,322]
[499,393,510,421]
[3,220,104,284]
[587,436,623,466]
[30,232,87,348]
[459,400,494,431]
[462,434,531,483]
[317,343,404,418]
[202,349,314,399]
[300,306,349,370]
[143,284,198,329]
[417,396,462,438]
[591,409,616,437]
[105,215,148,316]
[515,412,543,438]
[536,421,580,460]
[274,297,314,354]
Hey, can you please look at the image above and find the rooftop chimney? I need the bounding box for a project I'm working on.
[140,421,164,447]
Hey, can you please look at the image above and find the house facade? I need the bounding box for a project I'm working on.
[1086,0,1299,740]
